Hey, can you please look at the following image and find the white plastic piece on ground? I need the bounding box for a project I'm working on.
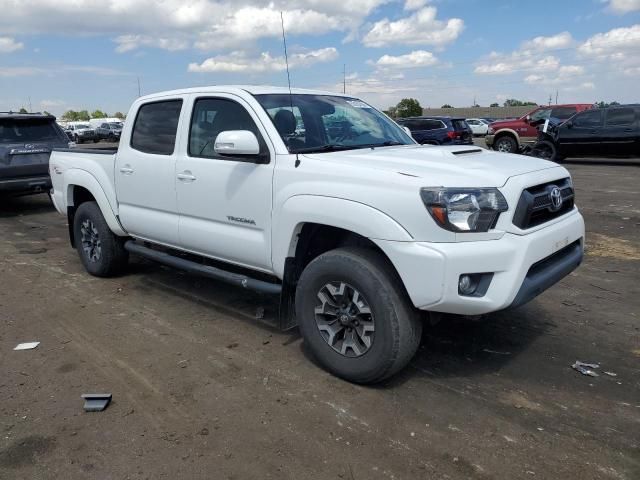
[14,342,40,351]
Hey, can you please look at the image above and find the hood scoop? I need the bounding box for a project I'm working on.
[451,148,483,155]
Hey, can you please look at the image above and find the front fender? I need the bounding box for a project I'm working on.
[493,128,521,146]
[272,195,413,277]
[65,169,127,236]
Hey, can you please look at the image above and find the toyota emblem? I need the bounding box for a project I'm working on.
[549,186,563,212]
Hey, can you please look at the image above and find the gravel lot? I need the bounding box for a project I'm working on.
[1,161,639,479]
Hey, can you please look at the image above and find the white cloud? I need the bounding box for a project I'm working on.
[522,31,573,51]
[0,66,44,77]
[578,24,640,58]
[373,50,438,68]
[362,6,464,48]
[404,0,428,10]
[607,0,640,14]
[0,36,24,53]
[524,65,586,85]
[188,47,338,73]
[0,1,387,52]
[115,35,189,53]
[475,53,560,75]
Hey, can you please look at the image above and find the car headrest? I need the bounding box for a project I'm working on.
[274,109,297,135]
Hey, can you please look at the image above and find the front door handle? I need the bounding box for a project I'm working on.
[177,171,196,182]
[119,165,134,175]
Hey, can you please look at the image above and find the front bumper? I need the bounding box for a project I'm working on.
[376,209,585,315]
[485,134,495,146]
[0,175,52,194]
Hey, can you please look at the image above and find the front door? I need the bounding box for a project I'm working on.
[115,98,184,245]
[602,107,637,156]
[175,94,275,272]
[558,109,603,158]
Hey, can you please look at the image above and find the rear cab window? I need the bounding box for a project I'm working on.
[550,107,577,120]
[131,100,183,155]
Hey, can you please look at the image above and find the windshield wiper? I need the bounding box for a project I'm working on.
[292,144,362,154]
[362,141,405,148]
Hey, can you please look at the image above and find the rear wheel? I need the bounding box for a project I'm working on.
[295,247,422,384]
[73,201,128,277]
[494,135,517,153]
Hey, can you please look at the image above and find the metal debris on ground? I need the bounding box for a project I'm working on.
[604,371,618,377]
[82,393,112,412]
[14,342,40,351]
[572,361,600,377]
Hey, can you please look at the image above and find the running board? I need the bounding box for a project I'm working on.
[124,241,282,295]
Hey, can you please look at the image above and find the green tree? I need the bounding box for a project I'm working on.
[62,110,79,121]
[77,110,90,121]
[596,101,620,108]
[503,98,537,107]
[19,107,28,113]
[91,109,108,119]
[441,104,452,108]
[490,102,500,108]
[113,112,125,119]
[395,98,422,118]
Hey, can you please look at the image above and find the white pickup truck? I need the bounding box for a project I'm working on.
[49,86,584,383]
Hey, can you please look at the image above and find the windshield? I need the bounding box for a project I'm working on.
[108,123,122,129]
[527,108,551,122]
[76,124,90,129]
[0,118,63,143]
[254,94,414,153]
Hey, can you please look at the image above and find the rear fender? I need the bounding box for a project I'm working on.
[65,169,126,236]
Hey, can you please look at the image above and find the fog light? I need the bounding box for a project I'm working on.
[458,274,476,295]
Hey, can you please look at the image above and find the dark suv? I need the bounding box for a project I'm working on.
[1,112,70,195]
[396,116,473,146]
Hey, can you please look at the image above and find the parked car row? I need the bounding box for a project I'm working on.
[61,120,123,144]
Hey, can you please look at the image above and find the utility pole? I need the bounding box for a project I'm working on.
[28,96,32,112]
[548,94,552,106]
[137,77,141,97]
[555,89,558,104]
[343,64,346,94]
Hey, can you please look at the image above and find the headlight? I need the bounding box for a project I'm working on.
[487,126,495,135]
[420,188,508,232]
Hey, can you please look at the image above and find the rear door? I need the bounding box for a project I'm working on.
[0,116,67,184]
[557,109,603,157]
[601,107,637,156]
[115,98,185,246]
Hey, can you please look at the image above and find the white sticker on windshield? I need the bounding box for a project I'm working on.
[346,100,372,109]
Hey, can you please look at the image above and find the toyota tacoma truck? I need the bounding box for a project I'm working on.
[49,86,585,383]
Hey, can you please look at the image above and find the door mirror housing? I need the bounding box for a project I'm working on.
[525,114,531,122]
[214,130,260,156]
[402,126,413,137]
[565,120,573,129]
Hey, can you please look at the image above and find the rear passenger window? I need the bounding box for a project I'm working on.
[606,108,635,126]
[573,110,602,128]
[131,100,182,155]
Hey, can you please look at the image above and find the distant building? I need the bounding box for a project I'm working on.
[420,106,535,119]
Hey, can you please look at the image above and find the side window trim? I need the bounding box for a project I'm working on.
[130,98,183,155]
[605,108,636,127]
[187,95,270,163]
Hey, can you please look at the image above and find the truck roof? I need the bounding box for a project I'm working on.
[137,85,351,102]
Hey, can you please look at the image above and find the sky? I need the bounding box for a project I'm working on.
[1,0,639,117]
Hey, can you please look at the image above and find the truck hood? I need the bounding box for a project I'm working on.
[303,145,560,187]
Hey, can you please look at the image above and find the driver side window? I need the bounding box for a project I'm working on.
[188,97,263,159]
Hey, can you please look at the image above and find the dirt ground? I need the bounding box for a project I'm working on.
[1,162,638,480]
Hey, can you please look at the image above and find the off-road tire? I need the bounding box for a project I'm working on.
[494,135,518,153]
[73,201,128,277]
[295,247,422,384]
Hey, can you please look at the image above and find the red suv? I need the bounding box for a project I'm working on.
[486,104,594,153]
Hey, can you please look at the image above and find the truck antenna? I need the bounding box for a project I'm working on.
[280,11,300,167]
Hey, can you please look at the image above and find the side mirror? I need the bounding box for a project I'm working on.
[402,126,413,137]
[525,115,531,122]
[565,121,573,129]
[214,130,260,156]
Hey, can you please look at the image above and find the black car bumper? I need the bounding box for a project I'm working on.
[0,175,52,194]
[509,239,583,309]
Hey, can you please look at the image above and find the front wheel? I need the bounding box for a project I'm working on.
[73,201,128,277]
[530,140,557,161]
[295,247,422,384]
[494,135,517,153]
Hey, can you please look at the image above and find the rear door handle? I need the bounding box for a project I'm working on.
[177,171,196,182]
[119,165,134,175]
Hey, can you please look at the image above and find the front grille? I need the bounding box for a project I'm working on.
[512,178,575,229]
